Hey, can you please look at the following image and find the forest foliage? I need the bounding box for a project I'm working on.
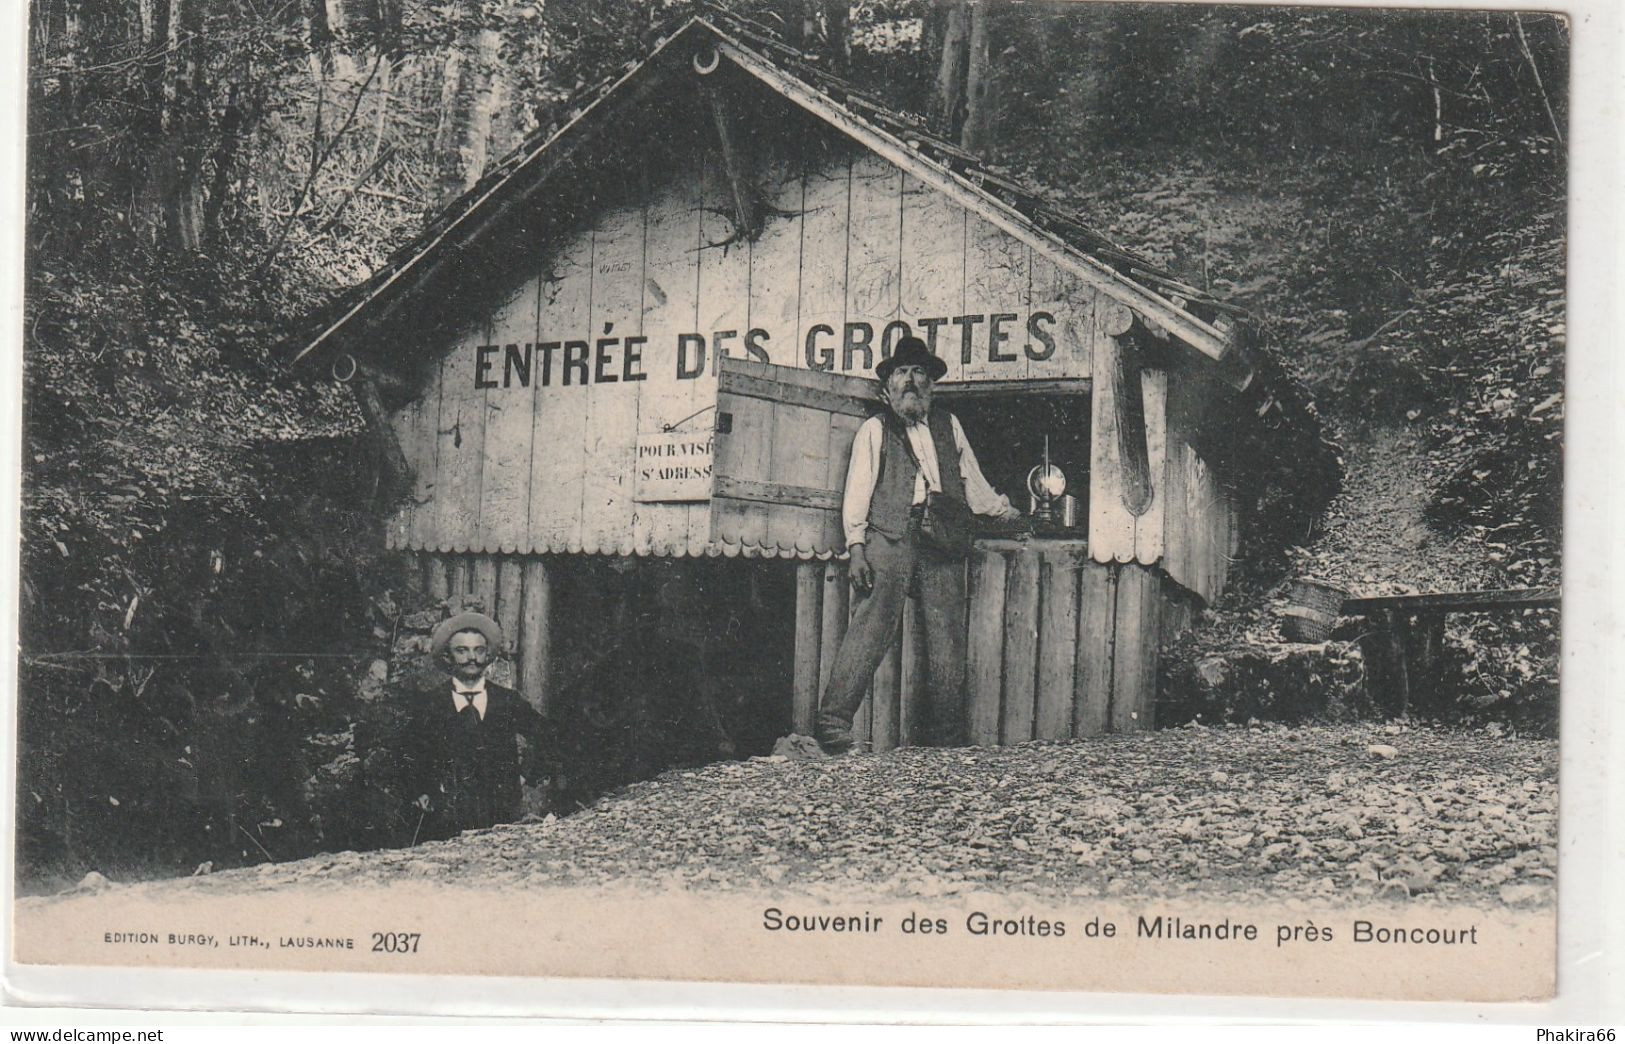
[18,1,1566,884]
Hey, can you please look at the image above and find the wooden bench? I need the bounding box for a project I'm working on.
[1342,588,1560,716]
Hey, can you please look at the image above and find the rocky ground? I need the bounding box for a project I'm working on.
[50,722,1556,911]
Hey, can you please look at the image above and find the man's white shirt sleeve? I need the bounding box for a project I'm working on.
[842,416,885,548]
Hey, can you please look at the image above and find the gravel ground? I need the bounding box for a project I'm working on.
[95,721,1556,910]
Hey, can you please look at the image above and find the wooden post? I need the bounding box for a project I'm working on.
[792,561,823,734]
[1001,548,1042,743]
[851,592,873,749]
[702,84,762,240]
[424,556,450,602]
[519,558,555,713]
[966,549,1007,746]
[1382,608,1413,718]
[1358,619,1394,716]
[352,375,414,501]
[1074,562,1117,736]
[472,556,498,615]
[1036,551,1080,740]
[1110,565,1161,732]
[816,561,849,718]
[871,617,902,752]
[495,557,524,653]
[1109,337,1153,517]
[448,556,471,607]
[900,595,926,747]
[1414,613,1446,713]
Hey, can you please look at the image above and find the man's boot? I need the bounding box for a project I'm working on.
[813,712,854,755]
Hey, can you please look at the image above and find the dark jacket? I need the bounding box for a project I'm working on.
[396,679,549,843]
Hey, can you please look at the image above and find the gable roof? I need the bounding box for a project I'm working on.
[289,9,1252,375]
[291,5,1341,570]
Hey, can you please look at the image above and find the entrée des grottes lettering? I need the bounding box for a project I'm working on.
[469,312,1060,389]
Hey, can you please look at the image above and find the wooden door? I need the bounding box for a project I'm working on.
[709,356,880,557]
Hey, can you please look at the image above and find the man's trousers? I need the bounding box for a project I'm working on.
[816,526,968,747]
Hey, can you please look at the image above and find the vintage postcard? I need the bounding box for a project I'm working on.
[6,0,1602,1019]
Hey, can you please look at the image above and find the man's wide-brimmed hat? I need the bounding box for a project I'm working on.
[430,611,504,658]
[875,335,948,383]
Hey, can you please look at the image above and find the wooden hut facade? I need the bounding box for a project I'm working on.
[297,14,1331,754]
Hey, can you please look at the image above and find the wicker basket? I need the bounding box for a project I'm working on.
[1280,578,1347,643]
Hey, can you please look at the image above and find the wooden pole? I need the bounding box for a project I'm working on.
[424,555,450,602]
[472,555,498,615]
[519,557,555,713]
[1382,608,1412,719]
[1036,551,1080,740]
[871,617,902,752]
[495,557,524,653]
[965,549,1007,746]
[1001,548,1042,743]
[448,556,471,607]
[816,561,849,719]
[1108,335,1153,517]
[1414,613,1445,715]
[702,84,762,240]
[1110,565,1161,732]
[900,595,926,747]
[792,561,823,734]
[851,592,873,748]
[1074,562,1117,736]
[351,374,414,501]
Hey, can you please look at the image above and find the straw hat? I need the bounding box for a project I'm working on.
[429,611,503,658]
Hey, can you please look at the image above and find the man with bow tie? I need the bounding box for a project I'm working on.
[395,611,551,843]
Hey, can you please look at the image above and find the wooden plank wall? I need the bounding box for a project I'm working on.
[409,550,558,711]
[1161,367,1238,604]
[385,132,1099,560]
[794,549,1174,749]
[410,545,1186,750]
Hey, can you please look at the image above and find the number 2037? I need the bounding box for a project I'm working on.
[371,932,421,953]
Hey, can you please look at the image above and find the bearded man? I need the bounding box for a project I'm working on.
[814,337,1023,754]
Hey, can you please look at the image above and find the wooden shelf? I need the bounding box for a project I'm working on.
[974,536,1089,552]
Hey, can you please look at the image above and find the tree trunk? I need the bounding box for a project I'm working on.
[307,0,335,75]
[137,0,156,46]
[960,0,994,152]
[55,0,83,116]
[823,0,850,74]
[432,13,505,210]
[202,82,243,246]
[323,0,359,81]
[366,58,394,172]
[931,0,970,139]
[779,0,812,48]
[133,0,204,251]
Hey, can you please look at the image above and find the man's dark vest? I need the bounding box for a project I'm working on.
[866,409,967,541]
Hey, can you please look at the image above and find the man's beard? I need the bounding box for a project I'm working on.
[891,387,931,422]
